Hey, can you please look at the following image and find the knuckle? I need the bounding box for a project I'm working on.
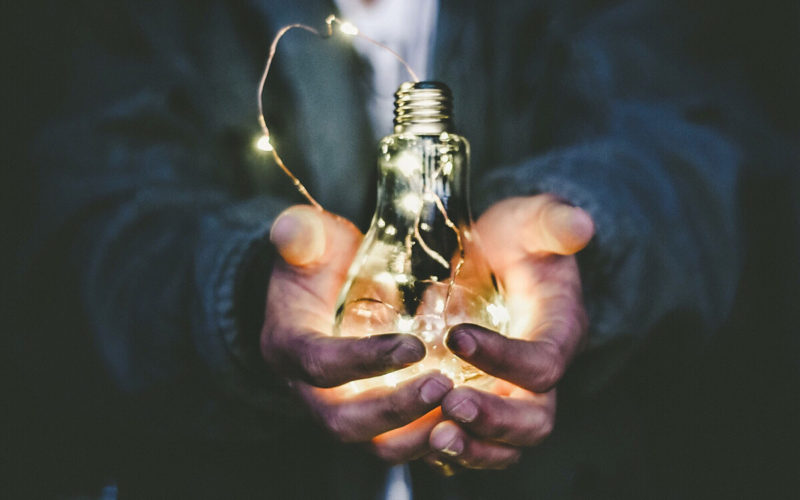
[486,356,510,379]
[382,394,416,425]
[259,325,282,365]
[539,416,554,440]
[355,347,386,376]
[261,336,296,378]
[260,335,278,366]
[320,407,341,435]
[459,450,495,471]
[481,408,511,440]
[507,450,523,467]
[531,342,565,391]
[489,450,523,470]
[300,345,332,387]
[472,454,496,470]
[321,407,355,442]
[526,410,554,446]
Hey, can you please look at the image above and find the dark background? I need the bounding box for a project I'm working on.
[3,1,798,498]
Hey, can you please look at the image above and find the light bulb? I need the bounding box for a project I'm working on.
[334,82,509,391]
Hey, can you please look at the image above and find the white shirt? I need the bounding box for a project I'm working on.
[334,0,439,139]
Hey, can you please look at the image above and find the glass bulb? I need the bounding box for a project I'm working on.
[333,82,508,391]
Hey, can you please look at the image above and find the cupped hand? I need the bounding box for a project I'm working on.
[261,205,453,461]
[426,194,594,473]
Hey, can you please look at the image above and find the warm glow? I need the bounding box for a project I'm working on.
[256,135,273,152]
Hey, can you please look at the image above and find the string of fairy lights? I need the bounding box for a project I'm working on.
[256,15,419,210]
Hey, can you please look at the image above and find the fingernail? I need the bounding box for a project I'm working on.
[419,377,452,404]
[390,338,425,365]
[446,328,477,357]
[431,424,463,457]
[448,397,479,423]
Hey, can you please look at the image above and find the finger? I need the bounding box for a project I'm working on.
[370,408,444,464]
[441,387,555,447]
[446,324,567,392]
[298,371,453,443]
[429,421,521,470]
[478,195,594,258]
[264,332,426,387]
[270,205,327,266]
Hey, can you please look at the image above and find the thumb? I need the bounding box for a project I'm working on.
[527,197,595,255]
[270,205,327,266]
[478,195,595,261]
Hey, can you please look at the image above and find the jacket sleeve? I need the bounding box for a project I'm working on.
[472,1,744,391]
[27,3,308,442]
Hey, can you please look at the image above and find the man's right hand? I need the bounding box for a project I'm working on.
[261,205,452,462]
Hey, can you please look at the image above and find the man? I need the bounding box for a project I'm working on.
[14,0,751,497]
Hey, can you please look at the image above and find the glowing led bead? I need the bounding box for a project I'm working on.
[421,328,437,343]
[486,302,511,327]
[442,159,453,176]
[384,225,397,236]
[395,153,421,177]
[256,135,273,152]
[400,193,423,214]
[339,21,359,36]
[374,272,395,286]
[397,317,414,333]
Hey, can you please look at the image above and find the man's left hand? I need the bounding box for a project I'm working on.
[425,195,594,472]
